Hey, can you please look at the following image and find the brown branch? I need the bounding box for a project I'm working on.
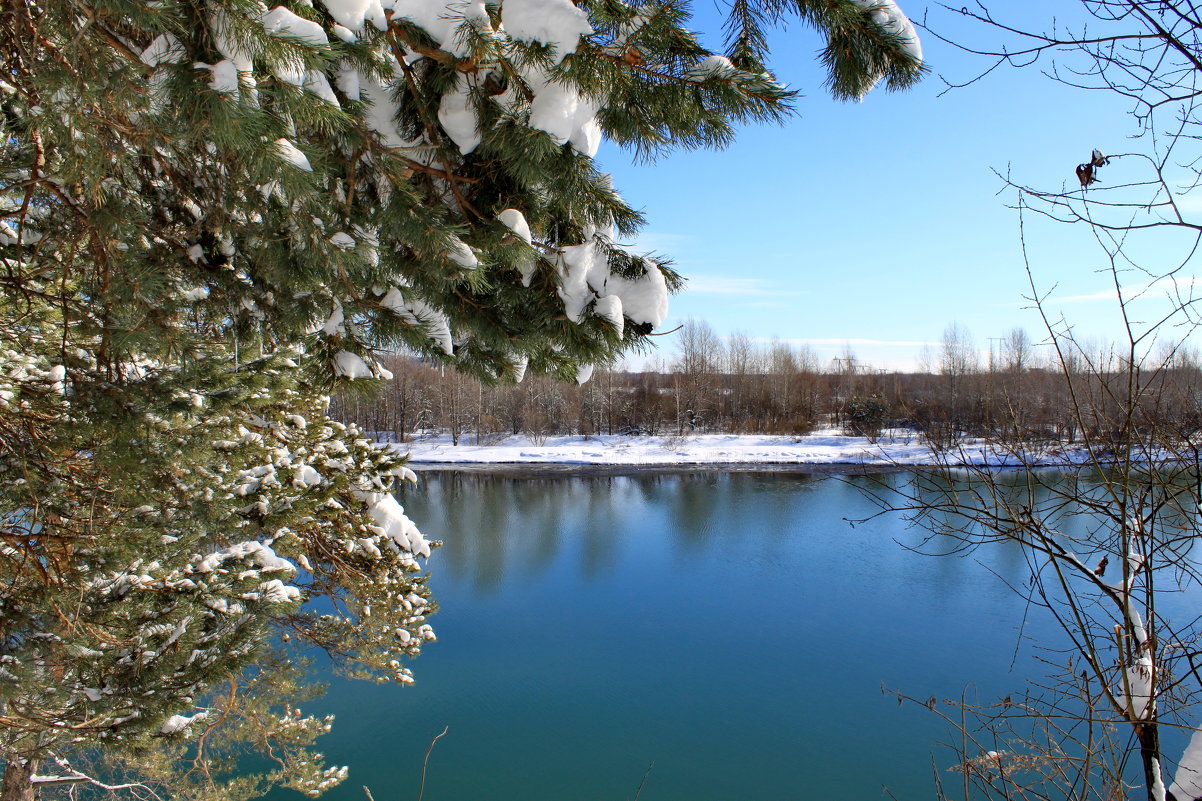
[416,725,448,801]
[598,51,712,86]
[12,124,45,247]
[1128,1,1202,75]
[384,17,455,66]
[71,2,153,74]
[401,157,480,184]
[386,28,482,226]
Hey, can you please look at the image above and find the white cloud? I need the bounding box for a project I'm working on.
[1054,275,1200,304]
[1168,193,1202,215]
[1055,289,1120,304]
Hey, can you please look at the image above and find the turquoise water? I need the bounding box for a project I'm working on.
[307,470,1076,800]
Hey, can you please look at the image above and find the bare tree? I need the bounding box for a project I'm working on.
[673,319,723,434]
[1002,327,1034,374]
[885,3,1202,797]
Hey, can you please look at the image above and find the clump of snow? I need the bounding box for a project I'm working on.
[502,0,594,64]
[160,711,208,734]
[201,60,241,94]
[47,364,66,395]
[274,138,312,171]
[334,350,374,379]
[498,209,537,285]
[446,237,479,270]
[319,0,387,33]
[594,258,668,328]
[192,540,297,576]
[390,0,457,52]
[404,0,493,57]
[304,70,340,105]
[1151,758,1167,801]
[1169,730,1202,801]
[360,68,423,151]
[850,0,922,65]
[293,464,323,488]
[522,68,601,155]
[438,75,482,155]
[569,101,602,156]
[141,34,184,67]
[210,10,255,101]
[179,286,210,302]
[527,75,577,144]
[318,298,345,336]
[259,7,338,95]
[379,286,406,314]
[556,243,595,323]
[260,6,329,46]
[592,294,623,337]
[509,353,528,383]
[335,62,361,101]
[258,578,302,604]
[497,209,532,242]
[552,236,669,333]
[1121,654,1155,718]
[356,491,432,558]
[689,55,738,80]
[392,296,453,355]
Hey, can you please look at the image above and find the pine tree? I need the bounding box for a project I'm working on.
[0,0,922,795]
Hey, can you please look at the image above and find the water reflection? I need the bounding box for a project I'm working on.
[310,469,1166,801]
[403,471,833,594]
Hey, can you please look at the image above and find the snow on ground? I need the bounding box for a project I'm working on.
[384,428,1093,468]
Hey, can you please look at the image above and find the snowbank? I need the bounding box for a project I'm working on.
[384,429,1098,468]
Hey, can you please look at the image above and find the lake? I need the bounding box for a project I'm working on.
[306,469,1087,800]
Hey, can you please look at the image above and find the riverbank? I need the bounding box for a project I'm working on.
[383,429,1094,467]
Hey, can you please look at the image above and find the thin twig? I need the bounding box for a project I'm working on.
[632,761,654,801]
[417,725,449,801]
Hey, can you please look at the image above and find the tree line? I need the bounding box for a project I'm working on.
[331,319,1202,448]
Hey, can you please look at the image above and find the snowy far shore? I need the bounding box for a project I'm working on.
[381,429,1098,469]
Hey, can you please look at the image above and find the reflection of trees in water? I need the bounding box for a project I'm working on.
[410,469,1181,599]
[669,474,722,552]
[404,473,647,593]
[396,469,1162,619]
[404,471,834,593]
[873,467,1202,664]
[875,472,1040,600]
[658,472,825,555]
[578,476,638,580]
[900,467,1201,562]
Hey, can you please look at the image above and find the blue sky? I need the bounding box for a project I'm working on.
[596,1,1198,370]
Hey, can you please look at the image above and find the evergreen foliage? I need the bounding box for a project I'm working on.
[0,0,921,794]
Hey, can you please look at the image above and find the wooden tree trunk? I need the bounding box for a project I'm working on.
[1138,722,1164,801]
[1,758,38,801]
